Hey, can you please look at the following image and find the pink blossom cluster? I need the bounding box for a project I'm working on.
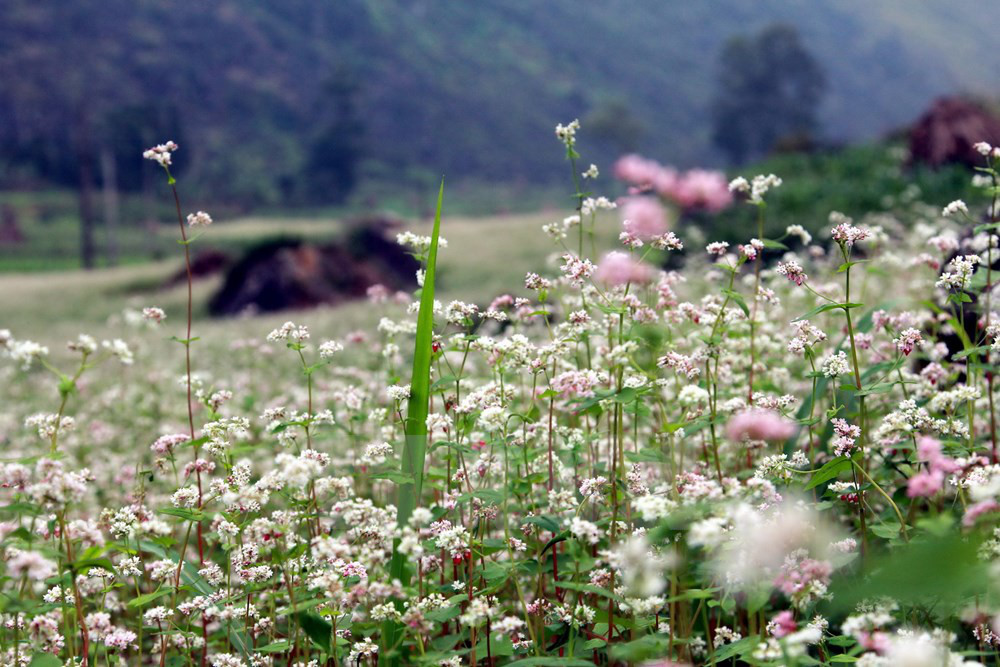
[614,154,733,212]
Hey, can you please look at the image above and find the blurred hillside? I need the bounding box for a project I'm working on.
[3,0,1000,210]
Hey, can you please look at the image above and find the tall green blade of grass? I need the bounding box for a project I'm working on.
[381,179,443,665]
[397,177,442,529]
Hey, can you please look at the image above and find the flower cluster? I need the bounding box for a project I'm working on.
[2,126,1000,667]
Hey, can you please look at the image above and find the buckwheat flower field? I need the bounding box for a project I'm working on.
[4,123,1000,667]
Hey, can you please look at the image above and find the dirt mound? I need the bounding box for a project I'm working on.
[909,97,1000,167]
[0,205,24,244]
[207,221,418,316]
[165,248,231,286]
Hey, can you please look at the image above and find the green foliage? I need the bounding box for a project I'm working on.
[701,142,980,244]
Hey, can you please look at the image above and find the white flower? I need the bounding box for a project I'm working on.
[785,224,812,244]
[942,200,968,218]
[9,339,48,370]
[820,351,850,377]
[186,211,213,227]
[555,119,580,147]
[730,174,782,203]
[387,384,411,401]
[267,321,309,343]
[142,307,166,323]
[142,141,178,168]
[570,517,602,545]
[319,340,343,359]
[347,637,379,663]
[102,338,134,365]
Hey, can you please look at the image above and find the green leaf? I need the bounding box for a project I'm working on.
[552,580,625,603]
[504,658,595,666]
[722,288,749,317]
[296,612,332,654]
[28,654,63,667]
[138,541,212,595]
[464,489,504,504]
[227,627,253,662]
[0,502,42,515]
[128,588,172,608]
[953,345,991,360]
[482,561,511,583]
[522,515,562,534]
[157,508,204,522]
[625,448,666,463]
[712,635,759,661]
[370,471,415,485]
[666,587,721,602]
[429,375,458,390]
[856,382,895,396]
[612,387,643,403]
[827,530,989,613]
[385,179,445,663]
[69,557,116,574]
[397,178,444,521]
[975,221,1000,234]
[255,640,291,654]
[869,523,902,539]
[805,456,852,489]
[277,596,326,616]
[608,635,669,663]
[793,302,864,322]
[57,375,76,398]
[837,260,867,272]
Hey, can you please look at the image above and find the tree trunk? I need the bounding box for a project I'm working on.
[100,147,119,266]
[75,111,97,270]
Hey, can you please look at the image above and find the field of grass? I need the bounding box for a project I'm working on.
[0,181,571,272]
[0,209,619,354]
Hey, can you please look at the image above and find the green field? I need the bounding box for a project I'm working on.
[0,209,621,354]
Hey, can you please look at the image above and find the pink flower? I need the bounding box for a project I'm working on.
[652,166,680,197]
[594,251,654,286]
[620,197,669,240]
[668,169,733,212]
[916,436,960,474]
[831,223,869,247]
[103,628,137,650]
[776,260,807,286]
[613,154,663,187]
[963,500,1000,527]
[916,436,942,461]
[616,154,733,212]
[858,631,891,654]
[151,433,188,455]
[831,418,860,457]
[893,328,922,356]
[774,555,832,597]
[725,410,796,442]
[769,610,797,638]
[906,470,943,498]
[551,369,605,398]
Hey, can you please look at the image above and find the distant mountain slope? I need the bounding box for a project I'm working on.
[2,0,999,202]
